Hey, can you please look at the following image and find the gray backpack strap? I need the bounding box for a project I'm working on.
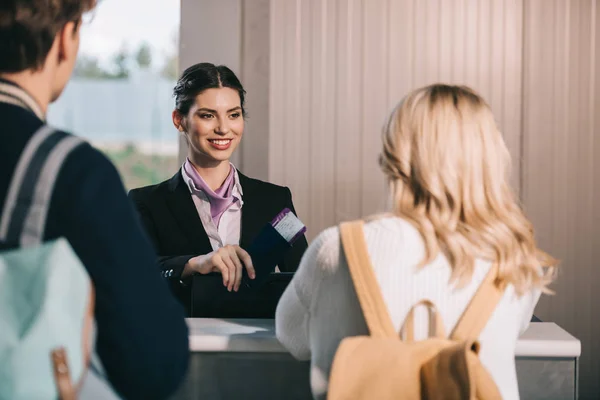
[0,125,84,246]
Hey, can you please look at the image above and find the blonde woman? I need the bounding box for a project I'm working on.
[275,84,557,400]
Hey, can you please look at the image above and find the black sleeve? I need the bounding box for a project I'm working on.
[51,145,189,400]
[279,187,309,272]
[127,190,194,283]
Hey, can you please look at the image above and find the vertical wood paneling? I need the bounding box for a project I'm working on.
[523,0,600,397]
[387,0,414,105]
[502,0,523,193]
[361,0,389,216]
[269,0,285,184]
[412,0,428,88]
[424,0,440,83]
[308,0,337,238]
[451,0,467,84]
[573,4,594,379]
[291,0,313,228]
[283,0,298,195]
[270,0,524,241]
[333,0,363,224]
[477,0,492,97]
[575,2,596,397]
[386,0,415,210]
[592,2,600,391]
[490,0,505,128]
[241,0,270,181]
[439,0,453,83]
[464,0,479,87]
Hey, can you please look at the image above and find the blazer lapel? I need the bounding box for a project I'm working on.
[166,171,213,254]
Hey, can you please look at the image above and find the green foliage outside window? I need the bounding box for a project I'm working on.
[102,145,179,189]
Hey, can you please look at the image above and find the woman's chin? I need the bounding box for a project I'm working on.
[200,150,234,163]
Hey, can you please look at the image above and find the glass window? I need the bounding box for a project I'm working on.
[48,0,181,190]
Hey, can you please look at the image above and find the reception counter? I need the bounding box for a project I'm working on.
[171,319,581,400]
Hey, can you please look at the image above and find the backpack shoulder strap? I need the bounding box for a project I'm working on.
[450,263,505,341]
[0,125,84,247]
[340,220,397,338]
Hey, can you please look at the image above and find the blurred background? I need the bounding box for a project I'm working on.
[48,0,599,398]
[48,0,180,189]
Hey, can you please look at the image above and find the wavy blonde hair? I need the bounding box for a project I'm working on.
[379,84,557,295]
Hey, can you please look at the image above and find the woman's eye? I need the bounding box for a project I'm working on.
[200,114,214,119]
[230,113,241,119]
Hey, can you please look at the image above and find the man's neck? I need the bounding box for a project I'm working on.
[188,157,232,191]
[0,71,52,115]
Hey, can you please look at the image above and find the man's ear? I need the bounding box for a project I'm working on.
[57,21,80,63]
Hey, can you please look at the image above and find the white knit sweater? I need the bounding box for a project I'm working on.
[275,216,540,400]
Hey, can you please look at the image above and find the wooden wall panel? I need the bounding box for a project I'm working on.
[361,0,389,218]
[333,0,364,225]
[593,3,600,395]
[269,0,286,185]
[270,0,523,240]
[240,0,270,181]
[308,0,337,233]
[502,0,524,194]
[522,0,600,397]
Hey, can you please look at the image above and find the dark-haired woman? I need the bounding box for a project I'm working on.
[129,63,308,315]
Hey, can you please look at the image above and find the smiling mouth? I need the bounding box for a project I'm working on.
[208,139,233,145]
[207,138,233,150]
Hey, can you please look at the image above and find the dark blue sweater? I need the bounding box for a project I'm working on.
[0,82,189,399]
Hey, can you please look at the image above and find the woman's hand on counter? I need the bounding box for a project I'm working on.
[183,245,256,292]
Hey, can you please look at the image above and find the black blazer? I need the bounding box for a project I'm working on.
[128,170,308,314]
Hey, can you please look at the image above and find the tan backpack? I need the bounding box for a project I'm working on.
[327,221,504,400]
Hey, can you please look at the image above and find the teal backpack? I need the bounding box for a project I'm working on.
[0,126,95,400]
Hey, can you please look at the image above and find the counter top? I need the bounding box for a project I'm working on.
[515,321,581,357]
[187,318,286,353]
[186,319,581,358]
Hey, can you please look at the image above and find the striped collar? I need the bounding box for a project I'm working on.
[0,78,45,121]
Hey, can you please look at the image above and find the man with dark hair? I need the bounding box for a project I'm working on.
[0,2,189,399]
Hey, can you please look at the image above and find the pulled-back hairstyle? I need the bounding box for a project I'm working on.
[379,84,557,295]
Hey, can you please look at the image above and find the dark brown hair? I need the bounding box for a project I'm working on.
[0,0,97,73]
[173,63,247,117]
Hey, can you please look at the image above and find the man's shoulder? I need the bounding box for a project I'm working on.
[59,135,119,177]
[4,124,120,184]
